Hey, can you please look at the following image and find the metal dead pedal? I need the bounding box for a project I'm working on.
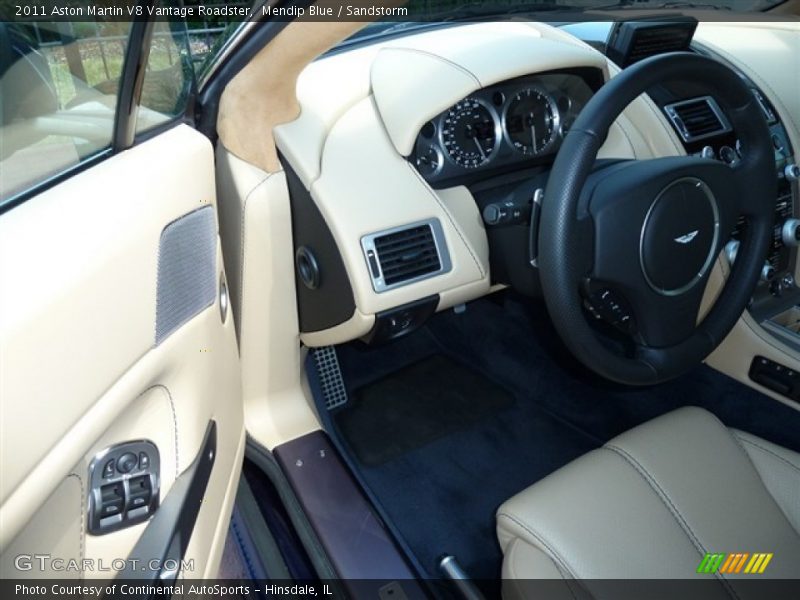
[312,346,348,410]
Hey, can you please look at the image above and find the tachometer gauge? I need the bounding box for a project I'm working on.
[441,98,498,169]
[504,88,559,155]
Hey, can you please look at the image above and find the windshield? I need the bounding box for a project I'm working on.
[342,0,788,46]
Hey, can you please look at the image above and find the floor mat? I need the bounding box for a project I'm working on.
[336,354,515,466]
[326,293,800,596]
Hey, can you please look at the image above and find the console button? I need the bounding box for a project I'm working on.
[100,482,125,517]
[101,501,124,517]
[127,475,152,510]
[117,452,137,474]
[102,459,115,479]
[138,452,150,470]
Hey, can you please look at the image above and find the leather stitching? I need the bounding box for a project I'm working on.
[497,512,589,600]
[602,445,741,600]
[734,434,800,536]
[709,416,800,540]
[406,163,487,278]
[735,434,800,476]
[140,384,180,477]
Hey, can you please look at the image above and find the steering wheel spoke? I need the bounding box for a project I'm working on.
[635,284,708,349]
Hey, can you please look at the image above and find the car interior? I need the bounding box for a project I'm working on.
[1,2,799,599]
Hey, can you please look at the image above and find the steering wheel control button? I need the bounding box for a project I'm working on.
[116,452,137,474]
[640,178,719,296]
[88,440,160,535]
[586,288,637,335]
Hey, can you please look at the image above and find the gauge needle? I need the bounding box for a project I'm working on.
[530,121,537,150]
[473,137,486,160]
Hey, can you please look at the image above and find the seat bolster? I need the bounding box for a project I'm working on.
[497,406,800,584]
[733,429,800,534]
[496,446,702,579]
[604,406,800,578]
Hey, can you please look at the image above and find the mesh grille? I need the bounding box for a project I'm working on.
[155,207,216,345]
[312,346,348,410]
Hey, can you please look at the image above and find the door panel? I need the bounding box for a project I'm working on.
[0,124,244,579]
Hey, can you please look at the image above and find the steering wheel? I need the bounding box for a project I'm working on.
[539,52,775,385]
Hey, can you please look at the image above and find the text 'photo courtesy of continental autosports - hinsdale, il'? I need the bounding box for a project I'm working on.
[0,1,799,600]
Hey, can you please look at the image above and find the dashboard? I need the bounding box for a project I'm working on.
[411,70,601,186]
[271,20,800,356]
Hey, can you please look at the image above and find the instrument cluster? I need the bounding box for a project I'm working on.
[411,72,596,185]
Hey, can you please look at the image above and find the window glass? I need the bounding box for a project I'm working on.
[135,18,194,134]
[135,1,251,135]
[0,20,132,203]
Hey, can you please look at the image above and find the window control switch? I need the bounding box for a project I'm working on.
[127,475,152,510]
[88,440,160,535]
[99,482,125,517]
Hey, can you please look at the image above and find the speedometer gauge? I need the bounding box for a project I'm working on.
[504,88,559,155]
[441,98,498,169]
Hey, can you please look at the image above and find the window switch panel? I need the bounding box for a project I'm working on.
[88,440,160,535]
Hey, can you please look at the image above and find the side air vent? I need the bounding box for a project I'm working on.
[664,96,732,143]
[361,219,452,293]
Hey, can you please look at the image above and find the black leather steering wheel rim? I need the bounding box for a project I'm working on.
[539,52,776,385]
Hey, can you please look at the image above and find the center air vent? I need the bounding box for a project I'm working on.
[664,96,732,143]
[361,219,452,293]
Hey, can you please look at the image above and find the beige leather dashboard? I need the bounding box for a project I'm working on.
[274,22,684,346]
[693,22,800,410]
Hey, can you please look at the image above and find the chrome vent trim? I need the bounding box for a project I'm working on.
[664,96,732,143]
[361,218,452,293]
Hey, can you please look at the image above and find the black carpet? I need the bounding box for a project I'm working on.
[325,292,800,595]
[336,354,515,466]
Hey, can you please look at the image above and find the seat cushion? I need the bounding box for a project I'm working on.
[496,407,800,597]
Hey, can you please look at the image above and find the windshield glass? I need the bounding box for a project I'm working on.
[342,0,788,46]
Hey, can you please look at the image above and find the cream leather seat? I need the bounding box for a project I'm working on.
[496,407,800,597]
